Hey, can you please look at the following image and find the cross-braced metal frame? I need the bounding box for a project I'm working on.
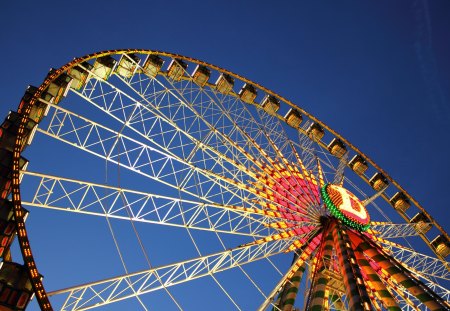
[3,50,449,311]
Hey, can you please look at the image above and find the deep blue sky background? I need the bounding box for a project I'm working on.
[1,1,450,310]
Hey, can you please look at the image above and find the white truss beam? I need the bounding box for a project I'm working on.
[114,70,320,220]
[50,237,296,311]
[388,244,450,281]
[78,64,322,221]
[39,104,262,209]
[371,223,424,239]
[21,171,281,237]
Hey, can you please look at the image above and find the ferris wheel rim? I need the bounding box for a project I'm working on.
[9,49,449,310]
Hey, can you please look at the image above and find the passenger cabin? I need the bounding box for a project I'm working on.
[45,70,73,105]
[0,112,37,153]
[215,74,234,94]
[0,261,35,311]
[167,59,187,81]
[306,122,324,141]
[17,86,51,124]
[191,65,210,87]
[143,55,164,78]
[260,95,280,115]
[327,138,347,158]
[410,212,432,234]
[67,62,93,90]
[92,56,117,80]
[431,235,450,258]
[369,172,388,191]
[284,109,302,129]
[389,192,410,213]
[0,200,28,258]
[116,54,141,78]
[239,84,257,104]
[348,155,368,175]
[0,150,28,200]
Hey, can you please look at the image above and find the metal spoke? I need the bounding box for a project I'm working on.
[21,171,281,237]
[333,151,349,185]
[39,104,267,209]
[380,242,450,281]
[370,222,425,239]
[362,184,388,207]
[50,237,296,311]
[115,68,321,220]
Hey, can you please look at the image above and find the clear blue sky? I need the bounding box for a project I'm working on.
[1,1,449,310]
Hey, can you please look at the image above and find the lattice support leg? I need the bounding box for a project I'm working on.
[333,222,372,311]
[351,231,449,310]
[354,249,401,311]
[274,263,306,311]
[307,229,334,310]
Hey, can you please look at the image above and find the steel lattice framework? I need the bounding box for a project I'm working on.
[0,49,448,311]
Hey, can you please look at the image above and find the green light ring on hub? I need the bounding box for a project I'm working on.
[320,184,370,232]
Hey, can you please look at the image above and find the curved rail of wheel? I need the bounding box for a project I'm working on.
[9,49,449,310]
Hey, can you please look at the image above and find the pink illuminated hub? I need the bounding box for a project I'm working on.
[253,162,321,248]
[257,166,319,220]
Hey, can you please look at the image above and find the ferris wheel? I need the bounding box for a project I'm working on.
[0,49,449,311]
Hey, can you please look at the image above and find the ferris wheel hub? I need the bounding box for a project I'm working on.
[320,184,370,231]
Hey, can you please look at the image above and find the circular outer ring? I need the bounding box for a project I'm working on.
[320,184,370,232]
[11,49,450,309]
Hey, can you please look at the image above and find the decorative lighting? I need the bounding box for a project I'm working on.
[321,184,370,232]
